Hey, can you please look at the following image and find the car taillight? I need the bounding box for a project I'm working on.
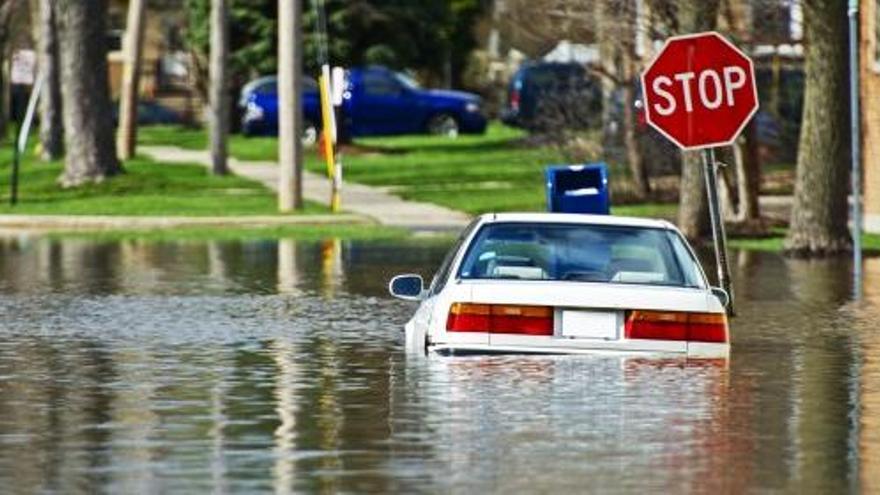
[510,89,520,111]
[625,310,728,343]
[447,303,553,336]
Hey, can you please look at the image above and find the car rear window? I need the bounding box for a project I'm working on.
[457,223,703,288]
[524,65,586,90]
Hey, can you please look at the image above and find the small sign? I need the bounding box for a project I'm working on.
[11,50,36,85]
[331,66,346,106]
[641,32,758,150]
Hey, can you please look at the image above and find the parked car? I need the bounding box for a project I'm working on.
[389,212,730,358]
[239,66,487,140]
[111,100,182,126]
[500,62,602,131]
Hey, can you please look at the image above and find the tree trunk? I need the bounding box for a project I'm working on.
[677,151,707,239]
[0,0,20,140]
[784,0,851,255]
[675,0,720,240]
[116,0,146,160]
[737,121,761,221]
[596,0,649,199]
[36,0,63,160]
[726,0,762,225]
[56,0,121,186]
[209,0,229,176]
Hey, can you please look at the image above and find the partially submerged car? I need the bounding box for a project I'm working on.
[389,213,730,358]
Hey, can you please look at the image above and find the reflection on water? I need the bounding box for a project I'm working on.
[0,237,878,492]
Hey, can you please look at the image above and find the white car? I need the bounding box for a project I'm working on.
[389,213,730,358]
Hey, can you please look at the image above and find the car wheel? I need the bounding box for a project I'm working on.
[302,120,319,147]
[427,113,459,138]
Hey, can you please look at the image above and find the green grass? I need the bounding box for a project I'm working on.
[48,224,408,242]
[727,235,785,252]
[140,124,676,217]
[727,231,880,253]
[308,126,566,215]
[0,149,326,216]
[139,125,280,162]
[611,203,677,220]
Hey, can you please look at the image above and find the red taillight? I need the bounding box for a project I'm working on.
[510,89,520,111]
[447,303,553,336]
[625,310,728,343]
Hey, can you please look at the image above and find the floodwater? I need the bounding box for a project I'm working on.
[1,236,880,493]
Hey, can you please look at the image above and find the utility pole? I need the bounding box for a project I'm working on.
[278,0,303,211]
[116,0,146,160]
[209,0,229,175]
[849,0,862,298]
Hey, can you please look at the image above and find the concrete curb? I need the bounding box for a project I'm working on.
[0,213,373,232]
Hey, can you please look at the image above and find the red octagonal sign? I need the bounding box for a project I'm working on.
[641,31,758,150]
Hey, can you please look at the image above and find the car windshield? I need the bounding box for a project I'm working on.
[395,73,420,90]
[457,222,704,288]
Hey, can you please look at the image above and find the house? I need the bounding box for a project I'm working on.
[107,0,203,123]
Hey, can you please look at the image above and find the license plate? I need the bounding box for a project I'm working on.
[561,310,619,340]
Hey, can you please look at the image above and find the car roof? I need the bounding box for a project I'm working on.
[479,212,677,231]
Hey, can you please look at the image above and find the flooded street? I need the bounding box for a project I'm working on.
[1,236,880,493]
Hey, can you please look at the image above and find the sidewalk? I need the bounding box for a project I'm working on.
[140,145,472,232]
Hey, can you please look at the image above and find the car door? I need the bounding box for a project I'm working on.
[352,70,416,136]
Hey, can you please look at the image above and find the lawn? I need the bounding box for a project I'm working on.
[139,123,677,217]
[0,150,326,216]
[728,231,880,253]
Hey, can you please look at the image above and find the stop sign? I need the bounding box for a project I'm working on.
[641,32,758,150]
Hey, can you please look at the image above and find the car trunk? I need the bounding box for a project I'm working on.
[451,280,714,353]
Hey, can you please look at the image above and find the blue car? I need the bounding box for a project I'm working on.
[501,62,602,131]
[239,66,487,140]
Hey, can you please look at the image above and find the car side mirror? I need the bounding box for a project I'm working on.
[711,287,730,309]
[389,274,425,301]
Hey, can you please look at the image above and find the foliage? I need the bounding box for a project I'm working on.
[183,0,277,93]
[182,0,486,89]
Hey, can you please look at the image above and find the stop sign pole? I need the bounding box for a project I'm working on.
[641,32,759,315]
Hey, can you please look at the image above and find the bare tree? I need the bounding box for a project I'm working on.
[784,0,850,255]
[56,0,121,186]
[208,0,229,175]
[595,0,650,199]
[116,0,146,160]
[35,0,62,160]
[499,0,595,57]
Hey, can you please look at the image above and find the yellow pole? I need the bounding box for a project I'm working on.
[318,73,340,212]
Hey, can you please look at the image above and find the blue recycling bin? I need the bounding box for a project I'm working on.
[545,163,610,214]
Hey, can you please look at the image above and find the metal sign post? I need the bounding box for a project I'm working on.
[641,32,759,315]
[702,148,734,314]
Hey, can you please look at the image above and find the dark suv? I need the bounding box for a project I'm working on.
[500,62,602,131]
